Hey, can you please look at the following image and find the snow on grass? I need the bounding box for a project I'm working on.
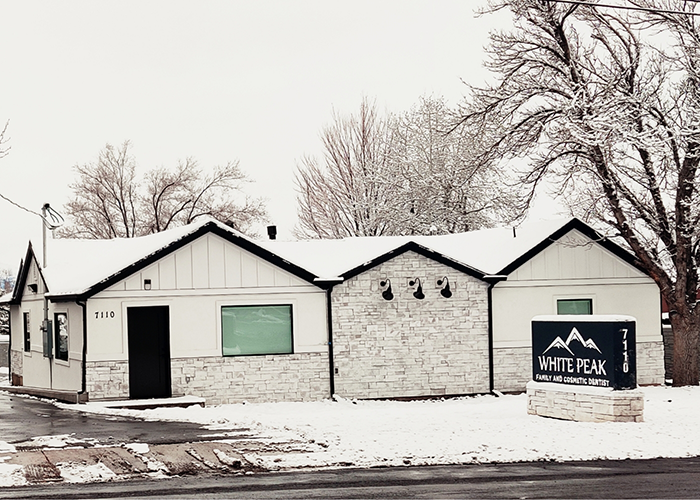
[0,463,26,487]
[0,443,15,454]
[25,435,93,449]
[56,386,700,469]
[56,462,117,483]
[124,443,150,454]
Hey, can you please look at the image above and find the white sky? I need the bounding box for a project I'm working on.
[0,1,519,272]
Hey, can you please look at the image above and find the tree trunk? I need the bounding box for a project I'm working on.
[669,312,700,386]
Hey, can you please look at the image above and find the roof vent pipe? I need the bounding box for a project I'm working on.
[267,225,277,240]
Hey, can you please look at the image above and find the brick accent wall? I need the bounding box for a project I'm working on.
[86,360,129,400]
[527,381,644,423]
[494,341,665,393]
[332,251,491,399]
[637,340,665,386]
[493,347,531,392]
[170,352,330,405]
[10,350,22,385]
[86,353,330,405]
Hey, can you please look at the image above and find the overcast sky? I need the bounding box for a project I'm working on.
[0,1,541,272]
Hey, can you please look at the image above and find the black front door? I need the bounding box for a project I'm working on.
[127,306,172,399]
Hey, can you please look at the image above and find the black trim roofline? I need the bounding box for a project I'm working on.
[52,222,327,302]
[339,241,488,282]
[497,218,648,277]
[10,243,48,305]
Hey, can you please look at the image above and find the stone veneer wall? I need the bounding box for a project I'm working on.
[494,341,665,393]
[10,350,22,385]
[170,352,329,405]
[636,340,665,386]
[332,251,491,399]
[86,361,129,400]
[492,347,532,392]
[86,353,330,405]
[527,381,644,422]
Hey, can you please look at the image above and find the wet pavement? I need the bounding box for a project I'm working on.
[0,391,319,486]
[0,392,236,446]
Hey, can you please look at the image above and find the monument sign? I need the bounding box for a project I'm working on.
[532,315,636,390]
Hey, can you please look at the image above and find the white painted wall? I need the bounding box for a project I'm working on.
[492,229,662,348]
[491,229,663,389]
[87,233,328,362]
[9,255,83,392]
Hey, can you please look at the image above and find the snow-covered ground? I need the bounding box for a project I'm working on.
[1,386,699,486]
[59,386,700,468]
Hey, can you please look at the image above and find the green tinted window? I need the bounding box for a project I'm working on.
[222,305,293,356]
[557,299,592,315]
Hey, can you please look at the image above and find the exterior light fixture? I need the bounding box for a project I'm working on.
[144,279,152,290]
[409,278,425,300]
[437,276,452,298]
[379,278,393,301]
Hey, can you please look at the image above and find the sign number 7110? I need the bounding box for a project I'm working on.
[621,328,629,373]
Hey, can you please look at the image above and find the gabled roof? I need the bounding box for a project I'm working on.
[257,218,641,280]
[14,218,320,302]
[8,216,647,304]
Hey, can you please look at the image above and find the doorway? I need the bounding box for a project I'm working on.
[127,306,171,399]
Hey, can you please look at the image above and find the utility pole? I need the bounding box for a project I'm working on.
[42,203,49,269]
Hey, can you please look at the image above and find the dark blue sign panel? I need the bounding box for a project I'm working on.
[532,317,636,390]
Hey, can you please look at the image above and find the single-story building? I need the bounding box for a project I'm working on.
[3,217,664,404]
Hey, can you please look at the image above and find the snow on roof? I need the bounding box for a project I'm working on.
[258,218,571,279]
[29,217,573,298]
[40,217,249,296]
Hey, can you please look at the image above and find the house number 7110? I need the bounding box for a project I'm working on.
[621,328,629,373]
[95,311,115,319]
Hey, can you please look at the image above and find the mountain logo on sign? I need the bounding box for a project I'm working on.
[542,327,602,356]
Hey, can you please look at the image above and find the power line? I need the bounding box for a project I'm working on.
[0,192,43,218]
[549,0,700,16]
[0,192,64,229]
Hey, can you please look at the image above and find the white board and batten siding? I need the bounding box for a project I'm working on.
[492,229,661,346]
[9,256,84,391]
[491,229,664,390]
[86,233,328,363]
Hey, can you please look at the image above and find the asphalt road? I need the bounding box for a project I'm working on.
[0,392,243,446]
[3,458,700,499]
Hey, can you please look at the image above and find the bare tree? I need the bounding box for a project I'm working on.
[62,141,139,238]
[0,269,14,336]
[143,159,266,234]
[62,142,267,238]
[295,97,524,239]
[295,98,399,238]
[390,96,525,234]
[463,0,700,385]
[0,121,10,160]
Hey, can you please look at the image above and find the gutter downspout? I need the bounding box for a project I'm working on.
[483,275,507,395]
[487,283,495,393]
[326,287,335,399]
[77,301,87,403]
[7,303,11,384]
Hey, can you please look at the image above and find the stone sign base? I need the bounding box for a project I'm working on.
[526,381,644,423]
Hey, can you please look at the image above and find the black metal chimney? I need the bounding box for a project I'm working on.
[267,225,277,240]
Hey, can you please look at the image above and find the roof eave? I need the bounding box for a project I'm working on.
[496,218,649,277]
[340,241,489,282]
[73,222,324,300]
